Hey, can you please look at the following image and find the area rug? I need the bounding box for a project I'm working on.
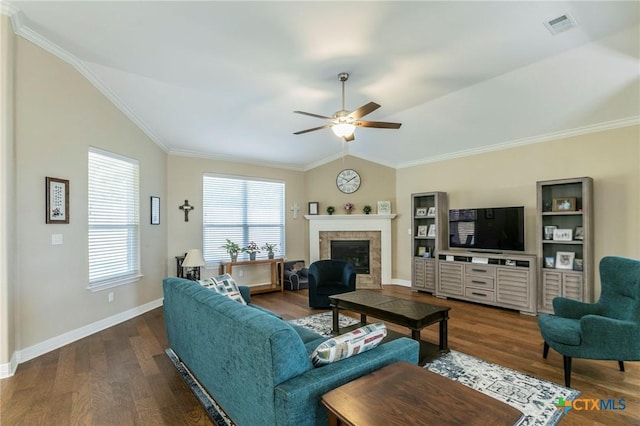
[165,348,235,426]
[292,312,580,426]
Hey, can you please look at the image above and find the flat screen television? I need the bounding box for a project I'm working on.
[449,206,525,252]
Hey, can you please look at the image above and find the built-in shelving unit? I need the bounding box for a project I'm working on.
[536,177,593,314]
[411,192,447,293]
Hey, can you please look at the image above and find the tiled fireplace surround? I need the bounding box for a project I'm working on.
[306,214,396,289]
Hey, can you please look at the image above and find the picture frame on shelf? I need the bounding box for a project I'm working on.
[427,224,436,237]
[150,196,160,225]
[552,197,577,212]
[553,228,573,241]
[574,226,584,240]
[543,225,557,240]
[415,207,427,217]
[574,258,584,271]
[308,201,319,215]
[45,177,69,224]
[426,207,436,217]
[377,201,391,215]
[417,225,427,237]
[555,251,575,270]
[417,246,426,256]
[544,256,555,268]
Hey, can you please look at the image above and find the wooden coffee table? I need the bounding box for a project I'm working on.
[329,290,450,361]
[322,362,524,426]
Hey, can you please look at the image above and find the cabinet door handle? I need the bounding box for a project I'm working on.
[471,280,486,285]
[472,268,487,273]
[471,292,486,297]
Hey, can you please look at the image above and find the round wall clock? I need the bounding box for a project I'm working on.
[336,169,361,194]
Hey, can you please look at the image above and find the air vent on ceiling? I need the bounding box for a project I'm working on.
[544,13,577,35]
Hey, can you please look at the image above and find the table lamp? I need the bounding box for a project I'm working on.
[182,249,205,281]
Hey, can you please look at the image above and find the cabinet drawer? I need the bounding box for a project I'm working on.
[464,264,496,278]
[465,287,496,302]
[464,275,495,290]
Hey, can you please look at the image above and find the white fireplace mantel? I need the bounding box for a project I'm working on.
[305,214,397,284]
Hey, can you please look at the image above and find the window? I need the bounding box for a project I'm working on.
[88,148,140,291]
[203,174,285,264]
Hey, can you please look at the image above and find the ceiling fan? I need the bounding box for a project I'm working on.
[293,73,402,142]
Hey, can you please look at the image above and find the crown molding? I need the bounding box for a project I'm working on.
[397,116,640,169]
[7,6,169,154]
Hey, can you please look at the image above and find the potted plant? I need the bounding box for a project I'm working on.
[221,239,241,262]
[245,241,260,261]
[262,242,277,259]
[326,206,335,215]
[363,205,372,214]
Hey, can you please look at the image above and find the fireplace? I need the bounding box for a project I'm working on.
[331,240,370,274]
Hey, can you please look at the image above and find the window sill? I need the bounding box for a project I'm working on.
[87,274,143,292]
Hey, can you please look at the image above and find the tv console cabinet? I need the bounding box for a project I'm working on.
[437,250,537,315]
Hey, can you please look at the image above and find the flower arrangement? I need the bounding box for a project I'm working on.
[326,206,335,215]
[344,202,354,214]
[244,241,260,254]
[262,242,277,259]
[221,239,241,261]
[363,205,372,214]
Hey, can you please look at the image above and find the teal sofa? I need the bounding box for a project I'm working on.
[162,277,419,426]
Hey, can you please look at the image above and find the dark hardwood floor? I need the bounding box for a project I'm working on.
[1,286,638,425]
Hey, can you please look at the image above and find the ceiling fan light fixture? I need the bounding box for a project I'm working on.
[332,123,356,138]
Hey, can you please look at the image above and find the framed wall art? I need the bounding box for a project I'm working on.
[552,197,577,212]
[553,228,573,241]
[427,224,436,237]
[46,177,69,224]
[377,201,391,215]
[151,196,160,225]
[417,225,427,237]
[555,251,575,270]
[415,207,427,217]
[426,207,436,217]
[308,201,319,215]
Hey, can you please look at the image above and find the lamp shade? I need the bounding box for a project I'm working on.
[182,249,205,267]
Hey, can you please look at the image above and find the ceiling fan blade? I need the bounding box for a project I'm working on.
[293,124,332,135]
[293,111,334,121]
[355,120,402,129]
[348,102,381,120]
[343,133,355,142]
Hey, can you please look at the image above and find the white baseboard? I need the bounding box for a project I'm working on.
[388,279,412,287]
[0,298,163,378]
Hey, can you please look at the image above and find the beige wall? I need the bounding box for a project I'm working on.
[0,15,16,367]
[14,37,168,351]
[166,155,307,278]
[395,125,640,297]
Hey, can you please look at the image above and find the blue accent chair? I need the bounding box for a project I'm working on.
[538,256,640,387]
[308,260,356,308]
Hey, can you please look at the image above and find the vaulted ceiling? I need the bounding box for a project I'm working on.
[4,1,639,170]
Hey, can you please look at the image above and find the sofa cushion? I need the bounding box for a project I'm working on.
[310,323,387,367]
[210,273,247,305]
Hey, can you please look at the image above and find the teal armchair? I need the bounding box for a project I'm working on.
[538,256,640,387]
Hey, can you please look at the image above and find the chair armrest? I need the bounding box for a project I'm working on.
[553,297,601,319]
[581,315,640,354]
[285,270,300,287]
[274,338,419,426]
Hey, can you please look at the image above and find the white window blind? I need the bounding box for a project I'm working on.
[88,148,140,290]
[203,174,285,264]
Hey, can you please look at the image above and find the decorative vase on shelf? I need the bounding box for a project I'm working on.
[268,252,274,259]
[249,252,257,261]
[230,253,238,262]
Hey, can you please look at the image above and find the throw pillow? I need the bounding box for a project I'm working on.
[310,322,387,367]
[210,273,247,305]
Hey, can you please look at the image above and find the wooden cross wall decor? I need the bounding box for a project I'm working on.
[179,200,194,222]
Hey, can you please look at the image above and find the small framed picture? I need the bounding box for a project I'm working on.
[416,207,427,217]
[308,201,319,215]
[417,226,427,237]
[417,246,426,256]
[543,225,557,240]
[150,196,160,225]
[553,228,573,241]
[574,226,584,240]
[556,251,575,270]
[377,201,391,215]
[544,256,555,268]
[46,177,69,224]
[427,224,436,237]
[426,207,436,217]
[552,197,577,212]
[573,258,584,271]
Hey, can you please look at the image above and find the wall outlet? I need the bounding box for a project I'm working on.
[108,292,114,303]
[238,269,244,278]
[408,228,412,235]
